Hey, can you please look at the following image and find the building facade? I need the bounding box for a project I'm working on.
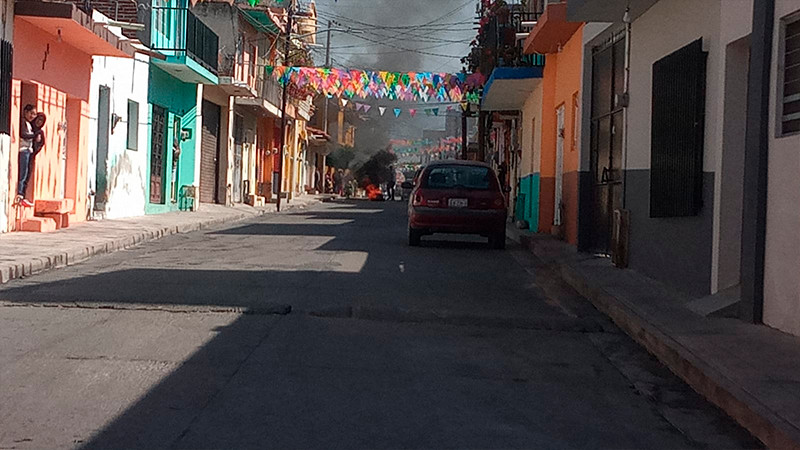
[87,12,151,220]
[7,1,136,232]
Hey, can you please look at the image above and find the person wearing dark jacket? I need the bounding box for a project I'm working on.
[16,105,40,207]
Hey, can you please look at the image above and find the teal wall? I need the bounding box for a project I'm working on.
[145,66,199,215]
[517,173,540,231]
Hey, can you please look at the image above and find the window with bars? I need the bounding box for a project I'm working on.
[0,40,12,135]
[649,39,707,218]
[780,13,800,136]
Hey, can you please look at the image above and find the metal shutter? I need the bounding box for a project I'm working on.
[200,100,220,203]
[650,39,707,218]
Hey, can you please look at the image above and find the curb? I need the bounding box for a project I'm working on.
[0,198,321,285]
[511,230,799,450]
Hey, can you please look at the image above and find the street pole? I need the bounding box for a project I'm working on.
[323,19,331,134]
[276,0,295,213]
[461,105,468,160]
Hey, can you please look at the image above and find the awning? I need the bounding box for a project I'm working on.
[523,2,582,55]
[481,67,543,111]
[239,7,284,35]
[15,1,135,58]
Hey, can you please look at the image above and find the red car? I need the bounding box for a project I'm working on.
[408,160,507,249]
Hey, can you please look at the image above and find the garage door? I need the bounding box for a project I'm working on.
[200,100,221,203]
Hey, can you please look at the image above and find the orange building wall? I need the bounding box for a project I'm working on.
[537,25,584,245]
[5,17,94,231]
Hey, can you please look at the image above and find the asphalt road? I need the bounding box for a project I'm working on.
[0,200,761,449]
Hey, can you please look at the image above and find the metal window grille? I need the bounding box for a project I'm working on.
[781,15,800,135]
[649,39,707,218]
[0,40,12,135]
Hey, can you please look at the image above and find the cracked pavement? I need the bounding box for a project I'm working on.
[0,200,761,449]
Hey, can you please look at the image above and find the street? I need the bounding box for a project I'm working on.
[0,200,760,449]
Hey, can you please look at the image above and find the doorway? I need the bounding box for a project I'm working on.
[200,100,221,203]
[555,104,565,227]
[232,114,244,203]
[149,105,166,204]
[94,85,111,210]
[588,34,626,254]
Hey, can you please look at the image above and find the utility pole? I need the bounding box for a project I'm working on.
[323,19,331,134]
[461,104,468,160]
[276,0,295,213]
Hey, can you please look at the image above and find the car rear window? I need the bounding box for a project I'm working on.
[423,165,496,190]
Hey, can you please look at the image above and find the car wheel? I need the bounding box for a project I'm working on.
[409,228,422,247]
[489,230,506,250]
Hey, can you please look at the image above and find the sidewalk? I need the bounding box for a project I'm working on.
[0,195,324,284]
[508,226,800,450]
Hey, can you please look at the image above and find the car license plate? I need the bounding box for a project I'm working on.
[448,198,468,208]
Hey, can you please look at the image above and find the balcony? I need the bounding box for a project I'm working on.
[565,0,659,22]
[235,73,283,118]
[523,1,583,54]
[218,53,258,97]
[150,5,219,84]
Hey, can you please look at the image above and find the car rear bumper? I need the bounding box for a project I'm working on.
[409,206,506,234]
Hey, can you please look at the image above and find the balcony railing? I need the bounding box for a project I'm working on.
[151,6,219,74]
[257,73,283,108]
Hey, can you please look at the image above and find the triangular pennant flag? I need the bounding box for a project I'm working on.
[432,108,439,116]
[446,105,453,112]
[355,103,364,111]
[461,102,468,111]
[393,108,402,117]
[409,109,417,118]
[424,109,432,117]
[341,99,349,108]
[363,105,372,113]
[379,106,387,116]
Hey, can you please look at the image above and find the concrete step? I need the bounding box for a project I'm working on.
[19,217,57,233]
[36,212,70,230]
[35,198,74,215]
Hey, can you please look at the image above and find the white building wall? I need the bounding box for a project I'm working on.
[764,1,800,337]
[520,82,543,177]
[627,0,723,171]
[627,0,755,294]
[87,51,150,219]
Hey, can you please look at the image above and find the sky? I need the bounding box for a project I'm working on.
[308,0,476,74]
[300,0,477,140]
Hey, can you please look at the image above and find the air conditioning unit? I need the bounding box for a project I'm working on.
[612,208,630,268]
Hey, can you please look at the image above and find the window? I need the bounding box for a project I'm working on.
[423,165,497,191]
[650,39,707,218]
[0,41,11,135]
[780,13,800,136]
[127,100,139,150]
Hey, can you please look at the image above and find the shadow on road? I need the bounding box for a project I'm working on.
[0,200,761,449]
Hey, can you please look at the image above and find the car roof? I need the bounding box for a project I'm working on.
[425,159,492,168]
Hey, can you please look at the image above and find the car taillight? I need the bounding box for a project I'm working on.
[413,192,424,207]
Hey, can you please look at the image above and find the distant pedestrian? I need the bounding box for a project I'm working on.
[386,166,396,201]
[334,169,344,196]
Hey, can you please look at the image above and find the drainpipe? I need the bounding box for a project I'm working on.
[621,5,631,209]
[740,0,775,323]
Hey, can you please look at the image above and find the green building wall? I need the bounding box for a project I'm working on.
[144,66,200,215]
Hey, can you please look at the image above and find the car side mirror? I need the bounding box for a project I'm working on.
[401,181,414,189]
[504,186,512,193]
